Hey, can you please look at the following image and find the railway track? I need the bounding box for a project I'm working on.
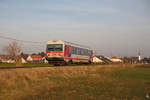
[0,64,95,70]
[0,66,52,70]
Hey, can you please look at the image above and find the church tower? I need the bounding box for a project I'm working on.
[138,50,141,61]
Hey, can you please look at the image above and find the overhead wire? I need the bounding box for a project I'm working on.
[0,35,47,53]
[0,35,45,44]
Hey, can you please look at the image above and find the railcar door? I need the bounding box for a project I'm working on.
[64,45,69,57]
[90,50,93,62]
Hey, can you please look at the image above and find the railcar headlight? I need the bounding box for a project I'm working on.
[58,53,63,56]
[47,54,51,56]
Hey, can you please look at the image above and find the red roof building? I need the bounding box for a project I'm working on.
[27,55,42,63]
[110,56,123,63]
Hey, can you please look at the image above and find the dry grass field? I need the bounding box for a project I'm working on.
[0,64,150,100]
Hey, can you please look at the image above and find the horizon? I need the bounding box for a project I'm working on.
[0,0,150,57]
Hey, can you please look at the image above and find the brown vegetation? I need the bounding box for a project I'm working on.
[2,41,21,66]
[0,64,150,100]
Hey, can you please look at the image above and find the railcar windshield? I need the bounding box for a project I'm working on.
[47,44,63,51]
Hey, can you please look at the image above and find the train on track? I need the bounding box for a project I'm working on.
[46,40,93,65]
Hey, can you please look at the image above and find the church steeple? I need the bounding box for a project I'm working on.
[138,50,141,61]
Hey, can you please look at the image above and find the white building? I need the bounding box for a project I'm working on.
[92,56,103,63]
[27,55,42,63]
[21,57,27,63]
[0,56,15,63]
[42,57,48,63]
[110,56,123,63]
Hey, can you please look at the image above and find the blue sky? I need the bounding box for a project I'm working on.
[0,0,150,57]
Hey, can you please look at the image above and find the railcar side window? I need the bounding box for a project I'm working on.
[81,49,83,55]
[72,47,74,54]
[75,47,77,54]
[86,50,88,55]
[69,46,90,56]
[69,46,72,54]
[87,50,90,55]
[73,47,75,54]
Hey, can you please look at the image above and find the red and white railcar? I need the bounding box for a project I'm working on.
[46,40,93,65]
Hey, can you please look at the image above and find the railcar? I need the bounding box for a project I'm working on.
[46,40,93,65]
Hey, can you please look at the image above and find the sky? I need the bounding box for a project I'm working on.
[0,0,150,57]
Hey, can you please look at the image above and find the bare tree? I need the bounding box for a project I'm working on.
[2,41,21,66]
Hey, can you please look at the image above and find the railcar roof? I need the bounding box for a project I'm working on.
[63,41,90,49]
[48,40,91,49]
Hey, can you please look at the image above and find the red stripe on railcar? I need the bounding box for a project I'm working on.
[46,51,63,53]
[64,57,89,61]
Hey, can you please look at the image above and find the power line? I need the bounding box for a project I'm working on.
[0,35,45,44]
[0,35,47,54]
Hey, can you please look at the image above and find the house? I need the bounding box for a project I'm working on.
[27,55,42,63]
[0,56,15,63]
[21,54,28,64]
[92,56,103,63]
[21,57,27,63]
[42,57,48,63]
[122,57,140,64]
[0,55,28,64]
[93,55,112,64]
[110,56,123,63]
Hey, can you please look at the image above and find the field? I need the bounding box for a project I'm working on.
[0,64,150,100]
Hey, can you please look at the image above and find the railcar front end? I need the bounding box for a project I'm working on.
[46,40,65,65]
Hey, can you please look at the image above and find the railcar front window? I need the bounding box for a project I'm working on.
[47,45,54,51]
[55,44,63,51]
[47,44,62,51]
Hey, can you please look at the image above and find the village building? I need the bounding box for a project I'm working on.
[110,56,123,63]
[27,55,42,63]
[92,56,103,63]
[42,57,48,63]
[0,55,15,63]
[21,57,27,63]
